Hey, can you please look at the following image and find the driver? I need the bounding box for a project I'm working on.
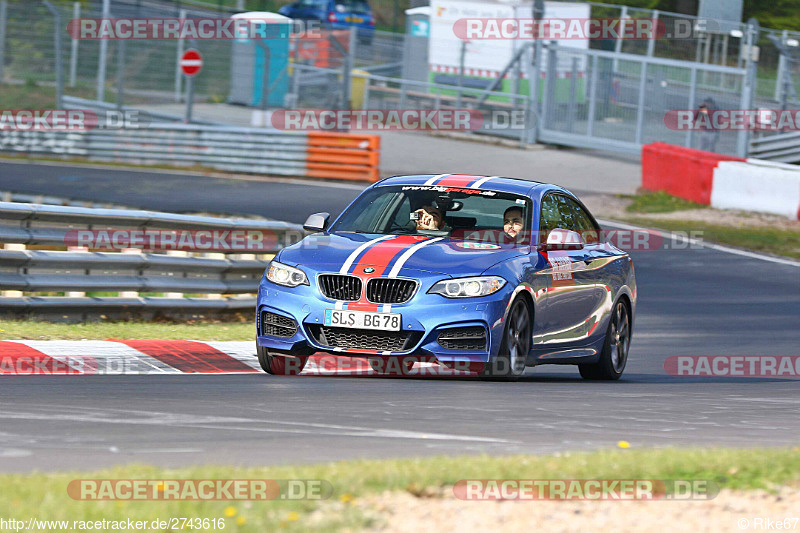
[503,206,525,241]
[413,205,446,231]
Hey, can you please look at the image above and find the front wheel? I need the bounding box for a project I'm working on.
[256,341,308,375]
[480,297,531,381]
[579,299,631,380]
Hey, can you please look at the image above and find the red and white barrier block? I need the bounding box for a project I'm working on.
[0,340,474,377]
[712,159,800,220]
[642,143,800,220]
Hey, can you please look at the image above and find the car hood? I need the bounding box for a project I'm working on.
[278,233,528,277]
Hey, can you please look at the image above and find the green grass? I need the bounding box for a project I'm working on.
[625,191,708,214]
[0,82,58,109]
[620,217,800,260]
[0,319,253,341]
[0,448,798,532]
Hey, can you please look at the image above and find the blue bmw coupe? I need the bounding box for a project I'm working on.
[256,174,636,381]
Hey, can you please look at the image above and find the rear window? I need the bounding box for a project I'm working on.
[335,0,371,14]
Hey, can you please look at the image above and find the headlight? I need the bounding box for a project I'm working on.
[428,276,506,298]
[266,261,309,288]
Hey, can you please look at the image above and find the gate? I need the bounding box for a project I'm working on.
[537,45,753,157]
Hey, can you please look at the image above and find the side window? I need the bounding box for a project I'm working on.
[388,195,412,230]
[563,196,600,244]
[539,194,562,238]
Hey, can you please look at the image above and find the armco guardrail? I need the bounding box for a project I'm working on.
[749,131,800,164]
[0,202,306,312]
[0,124,381,183]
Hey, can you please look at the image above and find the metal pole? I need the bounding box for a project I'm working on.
[646,10,658,57]
[774,30,788,101]
[586,54,598,137]
[736,26,756,157]
[96,0,110,101]
[685,67,697,148]
[0,0,7,84]
[344,28,355,109]
[566,56,578,133]
[43,0,63,109]
[185,76,194,123]
[69,1,80,88]
[613,5,627,73]
[175,8,187,102]
[116,39,125,110]
[634,61,647,144]
[527,0,544,144]
[458,40,466,93]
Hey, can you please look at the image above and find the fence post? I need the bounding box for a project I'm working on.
[737,25,757,158]
[69,1,80,87]
[774,30,788,101]
[613,5,627,74]
[0,0,7,84]
[116,40,125,110]
[647,10,658,57]
[175,8,187,102]
[566,56,578,133]
[634,61,648,144]
[685,67,697,149]
[42,0,64,109]
[586,54,598,137]
[96,0,110,101]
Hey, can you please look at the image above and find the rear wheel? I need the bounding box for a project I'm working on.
[480,297,530,381]
[579,299,631,380]
[256,341,308,375]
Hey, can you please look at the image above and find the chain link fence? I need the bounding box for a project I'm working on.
[1,0,799,157]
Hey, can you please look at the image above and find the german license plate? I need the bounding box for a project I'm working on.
[324,309,400,331]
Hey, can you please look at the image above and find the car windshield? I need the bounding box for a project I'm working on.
[330,185,532,244]
[335,0,371,14]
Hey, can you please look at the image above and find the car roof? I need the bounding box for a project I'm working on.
[375,174,566,198]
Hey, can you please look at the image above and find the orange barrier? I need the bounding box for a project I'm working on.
[291,30,349,68]
[306,132,380,182]
[641,143,745,205]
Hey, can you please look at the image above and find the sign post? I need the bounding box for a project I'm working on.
[180,49,203,123]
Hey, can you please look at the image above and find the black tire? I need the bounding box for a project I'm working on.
[256,341,308,375]
[579,299,631,380]
[480,297,531,381]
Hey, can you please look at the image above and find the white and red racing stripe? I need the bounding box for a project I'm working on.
[423,174,498,188]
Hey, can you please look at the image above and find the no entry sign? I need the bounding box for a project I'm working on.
[180,49,203,77]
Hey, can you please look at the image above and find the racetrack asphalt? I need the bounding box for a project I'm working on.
[0,172,798,471]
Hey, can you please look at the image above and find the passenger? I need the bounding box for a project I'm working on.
[413,205,446,231]
[503,206,525,241]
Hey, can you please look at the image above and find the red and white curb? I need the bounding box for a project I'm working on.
[0,341,473,376]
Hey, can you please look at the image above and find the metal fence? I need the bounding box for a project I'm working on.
[0,200,305,312]
[2,0,800,159]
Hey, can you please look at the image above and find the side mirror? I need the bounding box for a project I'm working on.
[303,212,330,232]
[542,228,585,251]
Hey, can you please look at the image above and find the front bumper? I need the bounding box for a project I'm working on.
[256,279,514,363]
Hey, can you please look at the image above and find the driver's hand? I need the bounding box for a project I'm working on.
[414,209,438,230]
